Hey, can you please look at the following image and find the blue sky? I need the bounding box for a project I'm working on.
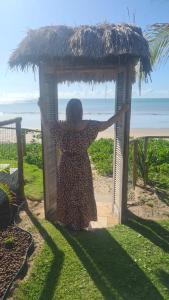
[0,0,169,103]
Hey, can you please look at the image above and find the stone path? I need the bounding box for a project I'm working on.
[91,200,118,228]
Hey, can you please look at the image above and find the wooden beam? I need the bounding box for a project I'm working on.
[112,66,132,224]
[44,64,127,74]
[39,64,58,221]
[0,118,22,127]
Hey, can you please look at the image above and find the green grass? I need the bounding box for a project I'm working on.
[0,159,43,201]
[14,217,169,300]
[24,163,43,201]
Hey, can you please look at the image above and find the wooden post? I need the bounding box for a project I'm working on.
[22,129,26,156]
[39,64,58,221]
[132,140,138,189]
[16,118,25,202]
[144,137,149,185]
[112,66,132,224]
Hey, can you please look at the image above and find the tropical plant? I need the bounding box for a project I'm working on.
[147,23,169,66]
[0,183,13,204]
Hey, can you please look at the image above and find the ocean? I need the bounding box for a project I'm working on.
[0,98,169,130]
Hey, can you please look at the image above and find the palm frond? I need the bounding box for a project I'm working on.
[147,23,169,66]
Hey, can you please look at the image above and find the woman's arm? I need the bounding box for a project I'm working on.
[97,104,129,132]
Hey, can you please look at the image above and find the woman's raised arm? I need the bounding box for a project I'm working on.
[96,104,129,132]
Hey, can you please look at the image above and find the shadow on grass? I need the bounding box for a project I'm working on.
[158,270,169,292]
[127,211,169,253]
[23,202,64,300]
[57,224,163,300]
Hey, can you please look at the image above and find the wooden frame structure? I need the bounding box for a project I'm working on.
[9,23,151,224]
[38,64,133,223]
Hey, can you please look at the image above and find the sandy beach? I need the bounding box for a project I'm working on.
[0,127,168,144]
[25,127,169,143]
[98,127,169,139]
[29,127,169,142]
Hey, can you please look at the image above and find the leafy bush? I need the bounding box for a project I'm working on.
[25,143,42,169]
[0,144,17,161]
[135,139,169,189]
[88,138,169,193]
[88,138,113,176]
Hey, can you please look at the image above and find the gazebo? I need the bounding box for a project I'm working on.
[9,24,151,224]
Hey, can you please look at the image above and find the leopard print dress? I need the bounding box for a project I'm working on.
[50,121,100,229]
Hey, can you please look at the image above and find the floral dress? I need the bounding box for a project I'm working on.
[50,121,100,229]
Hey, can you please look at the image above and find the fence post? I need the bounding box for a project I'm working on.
[132,140,138,189]
[144,137,149,185]
[16,118,25,203]
[22,129,26,156]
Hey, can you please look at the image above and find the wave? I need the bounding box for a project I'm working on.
[1,111,169,116]
[2,111,39,115]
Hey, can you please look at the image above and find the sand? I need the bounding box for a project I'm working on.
[98,127,169,139]
[0,126,168,144]
[24,127,169,143]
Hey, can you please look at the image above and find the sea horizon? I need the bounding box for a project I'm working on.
[0,98,169,130]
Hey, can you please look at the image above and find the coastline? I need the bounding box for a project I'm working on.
[0,127,168,144]
[97,128,169,139]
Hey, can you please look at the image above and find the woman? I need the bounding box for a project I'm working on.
[39,98,128,230]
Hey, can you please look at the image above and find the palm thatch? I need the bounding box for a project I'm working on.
[9,23,151,83]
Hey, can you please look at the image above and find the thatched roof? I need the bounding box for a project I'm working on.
[9,24,151,83]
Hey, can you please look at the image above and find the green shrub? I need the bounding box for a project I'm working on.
[135,138,169,190]
[0,144,17,161]
[88,138,113,176]
[25,143,42,169]
[88,138,169,194]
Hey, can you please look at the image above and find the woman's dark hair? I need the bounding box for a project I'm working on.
[66,99,83,123]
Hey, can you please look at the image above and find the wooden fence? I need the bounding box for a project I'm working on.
[0,118,25,202]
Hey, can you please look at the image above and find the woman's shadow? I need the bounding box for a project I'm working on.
[57,220,164,300]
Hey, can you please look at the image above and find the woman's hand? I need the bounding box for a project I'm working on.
[96,103,130,131]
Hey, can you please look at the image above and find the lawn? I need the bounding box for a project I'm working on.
[14,216,169,300]
[24,163,43,201]
[0,142,43,201]
[0,158,43,201]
